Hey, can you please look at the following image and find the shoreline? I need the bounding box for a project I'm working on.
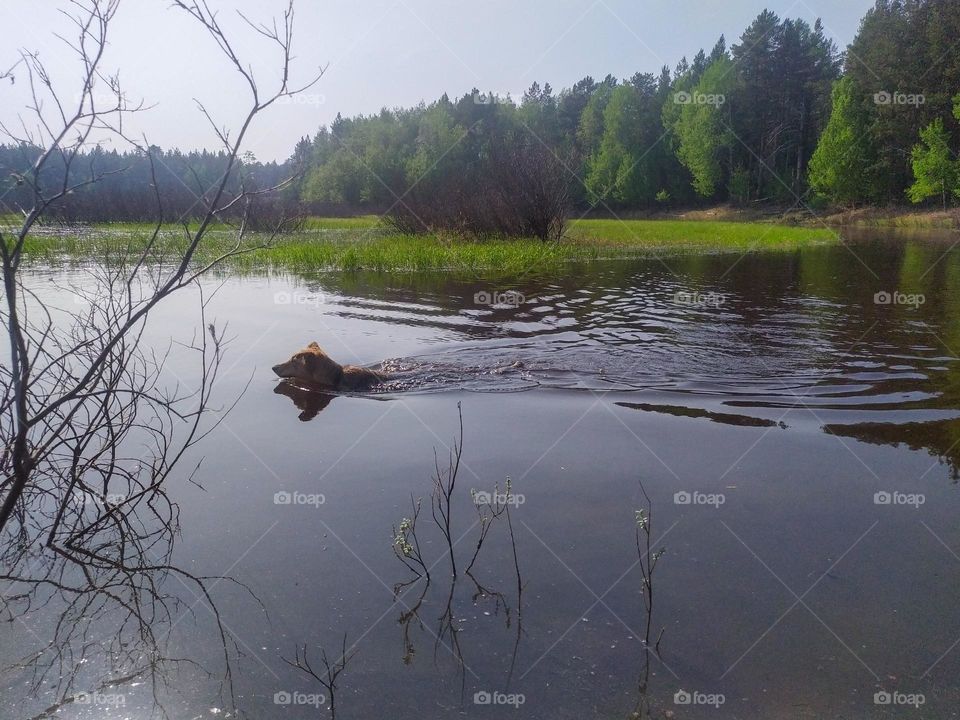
[581,204,960,230]
[13,218,837,274]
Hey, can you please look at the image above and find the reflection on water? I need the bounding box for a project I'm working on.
[281,229,960,475]
[6,228,960,719]
[616,401,789,428]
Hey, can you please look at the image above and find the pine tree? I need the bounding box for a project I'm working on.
[674,57,737,198]
[808,78,873,207]
[907,118,959,209]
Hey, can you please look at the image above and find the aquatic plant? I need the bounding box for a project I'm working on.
[391,496,430,588]
[282,635,355,720]
[635,480,666,651]
[18,219,837,274]
[431,401,464,578]
[389,407,525,690]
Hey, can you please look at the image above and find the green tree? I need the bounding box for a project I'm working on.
[846,0,960,202]
[585,85,645,204]
[808,77,873,206]
[674,57,737,198]
[907,118,959,209]
[729,12,839,200]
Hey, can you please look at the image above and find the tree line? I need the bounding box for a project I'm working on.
[2,0,959,229]
[294,10,840,215]
[0,145,295,226]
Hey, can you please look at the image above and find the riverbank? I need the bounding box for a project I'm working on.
[816,207,960,229]
[584,204,960,230]
[14,217,836,273]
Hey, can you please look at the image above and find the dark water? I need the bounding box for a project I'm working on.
[5,229,960,719]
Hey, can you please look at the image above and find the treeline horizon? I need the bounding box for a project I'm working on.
[2,0,959,225]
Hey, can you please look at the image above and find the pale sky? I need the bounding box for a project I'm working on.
[0,0,873,162]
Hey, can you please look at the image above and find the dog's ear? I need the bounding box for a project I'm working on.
[307,341,321,350]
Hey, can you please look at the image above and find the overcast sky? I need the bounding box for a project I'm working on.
[0,0,874,162]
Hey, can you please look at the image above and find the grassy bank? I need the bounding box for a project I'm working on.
[818,207,960,229]
[587,204,960,230]
[13,217,837,273]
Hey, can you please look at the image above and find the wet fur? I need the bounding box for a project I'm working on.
[272,342,384,391]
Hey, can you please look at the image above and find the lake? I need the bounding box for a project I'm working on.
[4,229,960,719]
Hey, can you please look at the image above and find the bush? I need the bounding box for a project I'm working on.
[386,132,570,241]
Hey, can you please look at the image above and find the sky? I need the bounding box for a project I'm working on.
[0,0,875,162]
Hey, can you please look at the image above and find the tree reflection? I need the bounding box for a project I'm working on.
[1,414,257,719]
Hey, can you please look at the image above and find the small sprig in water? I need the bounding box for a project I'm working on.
[394,518,415,557]
[635,508,649,532]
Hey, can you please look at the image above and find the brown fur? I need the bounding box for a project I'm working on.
[272,342,384,391]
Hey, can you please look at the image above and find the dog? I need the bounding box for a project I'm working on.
[272,342,385,392]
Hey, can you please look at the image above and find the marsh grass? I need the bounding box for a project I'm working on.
[13,217,837,273]
[820,207,960,229]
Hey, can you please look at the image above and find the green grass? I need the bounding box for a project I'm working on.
[12,217,837,274]
[300,215,382,230]
[568,218,834,251]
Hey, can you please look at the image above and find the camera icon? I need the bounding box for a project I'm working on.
[674,689,692,705]
[874,291,892,305]
[674,491,692,505]
[474,291,493,305]
[473,691,492,705]
[873,91,892,105]
[273,691,292,705]
[874,691,892,705]
[674,91,692,105]
[75,692,92,705]
[274,491,293,505]
[274,291,292,305]
[874,491,891,505]
[473,490,492,505]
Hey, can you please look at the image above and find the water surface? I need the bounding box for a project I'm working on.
[5,229,960,719]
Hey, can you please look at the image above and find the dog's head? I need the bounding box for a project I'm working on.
[272,342,344,389]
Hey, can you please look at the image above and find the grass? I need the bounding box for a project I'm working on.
[10,216,837,274]
[819,207,960,229]
[567,218,833,251]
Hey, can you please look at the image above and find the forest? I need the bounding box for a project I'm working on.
[1,0,959,226]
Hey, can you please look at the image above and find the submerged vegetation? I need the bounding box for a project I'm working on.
[13,217,836,273]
